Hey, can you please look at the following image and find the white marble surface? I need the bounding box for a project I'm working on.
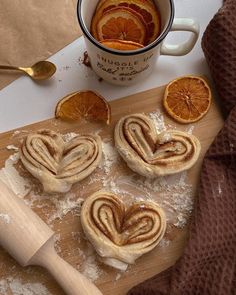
[0,0,222,132]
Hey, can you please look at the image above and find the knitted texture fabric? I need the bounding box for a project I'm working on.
[128,1,236,294]
[202,0,236,117]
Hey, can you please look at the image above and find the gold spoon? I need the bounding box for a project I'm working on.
[0,61,56,80]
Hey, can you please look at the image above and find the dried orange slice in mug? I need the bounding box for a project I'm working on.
[95,7,147,45]
[55,91,111,125]
[91,0,161,45]
[100,39,144,50]
[163,76,212,124]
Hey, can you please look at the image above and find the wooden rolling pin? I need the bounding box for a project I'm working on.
[0,179,102,295]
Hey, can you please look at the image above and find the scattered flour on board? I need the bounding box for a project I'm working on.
[54,234,62,254]
[149,111,166,132]
[100,172,193,228]
[12,130,29,137]
[12,130,21,136]
[80,255,102,282]
[0,213,11,224]
[0,277,52,295]
[159,238,171,248]
[101,141,119,174]
[186,125,195,134]
[103,179,134,198]
[0,153,30,197]
[115,273,122,281]
[48,195,84,223]
[79,243,103,282]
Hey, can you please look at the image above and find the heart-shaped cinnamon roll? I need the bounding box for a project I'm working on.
[81,191,166,270]
[114,114,201,177]
[20,130,102,193]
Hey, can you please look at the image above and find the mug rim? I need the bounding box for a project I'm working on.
[77,0,175,56]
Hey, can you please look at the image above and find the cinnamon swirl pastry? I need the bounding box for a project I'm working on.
[114,113,201,177]
[20,130,102,193]
[81,191,166,270]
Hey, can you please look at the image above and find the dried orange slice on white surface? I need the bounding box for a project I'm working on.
[163,76,212,123]
[55,91,111,125]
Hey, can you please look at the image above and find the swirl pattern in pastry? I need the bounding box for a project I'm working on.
[20,129,102,193]
[81,191,166,270]
[114,113,201,177]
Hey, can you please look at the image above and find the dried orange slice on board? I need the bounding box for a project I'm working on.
[91,0,161,45]
[95,7,147,45]
[163,76,212,124]
[55,91,111,125]
[100,39,144,50]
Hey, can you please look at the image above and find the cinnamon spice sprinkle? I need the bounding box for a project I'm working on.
[82,51,91,68]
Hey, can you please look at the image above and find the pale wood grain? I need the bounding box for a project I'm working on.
[0,85,224,295]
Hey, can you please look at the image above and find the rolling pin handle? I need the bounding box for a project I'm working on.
[30,237,103,295]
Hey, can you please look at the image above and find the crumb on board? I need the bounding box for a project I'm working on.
[6,145,18,151]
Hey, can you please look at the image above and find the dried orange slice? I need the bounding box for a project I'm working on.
[95,0,157,11]
[91,0,161,45]
[96,0,156,11]
[163,76,212,124]
[100,39,144,50]
[95,7,147,45]
[55,91,111,125]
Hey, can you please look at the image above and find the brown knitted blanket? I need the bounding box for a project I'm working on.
[128,1,236,294]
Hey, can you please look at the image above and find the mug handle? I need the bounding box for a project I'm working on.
[160,18,200,56]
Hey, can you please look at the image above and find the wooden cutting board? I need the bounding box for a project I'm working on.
[0,84,224,295]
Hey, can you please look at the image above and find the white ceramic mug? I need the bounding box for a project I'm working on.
[77,0,199,86]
